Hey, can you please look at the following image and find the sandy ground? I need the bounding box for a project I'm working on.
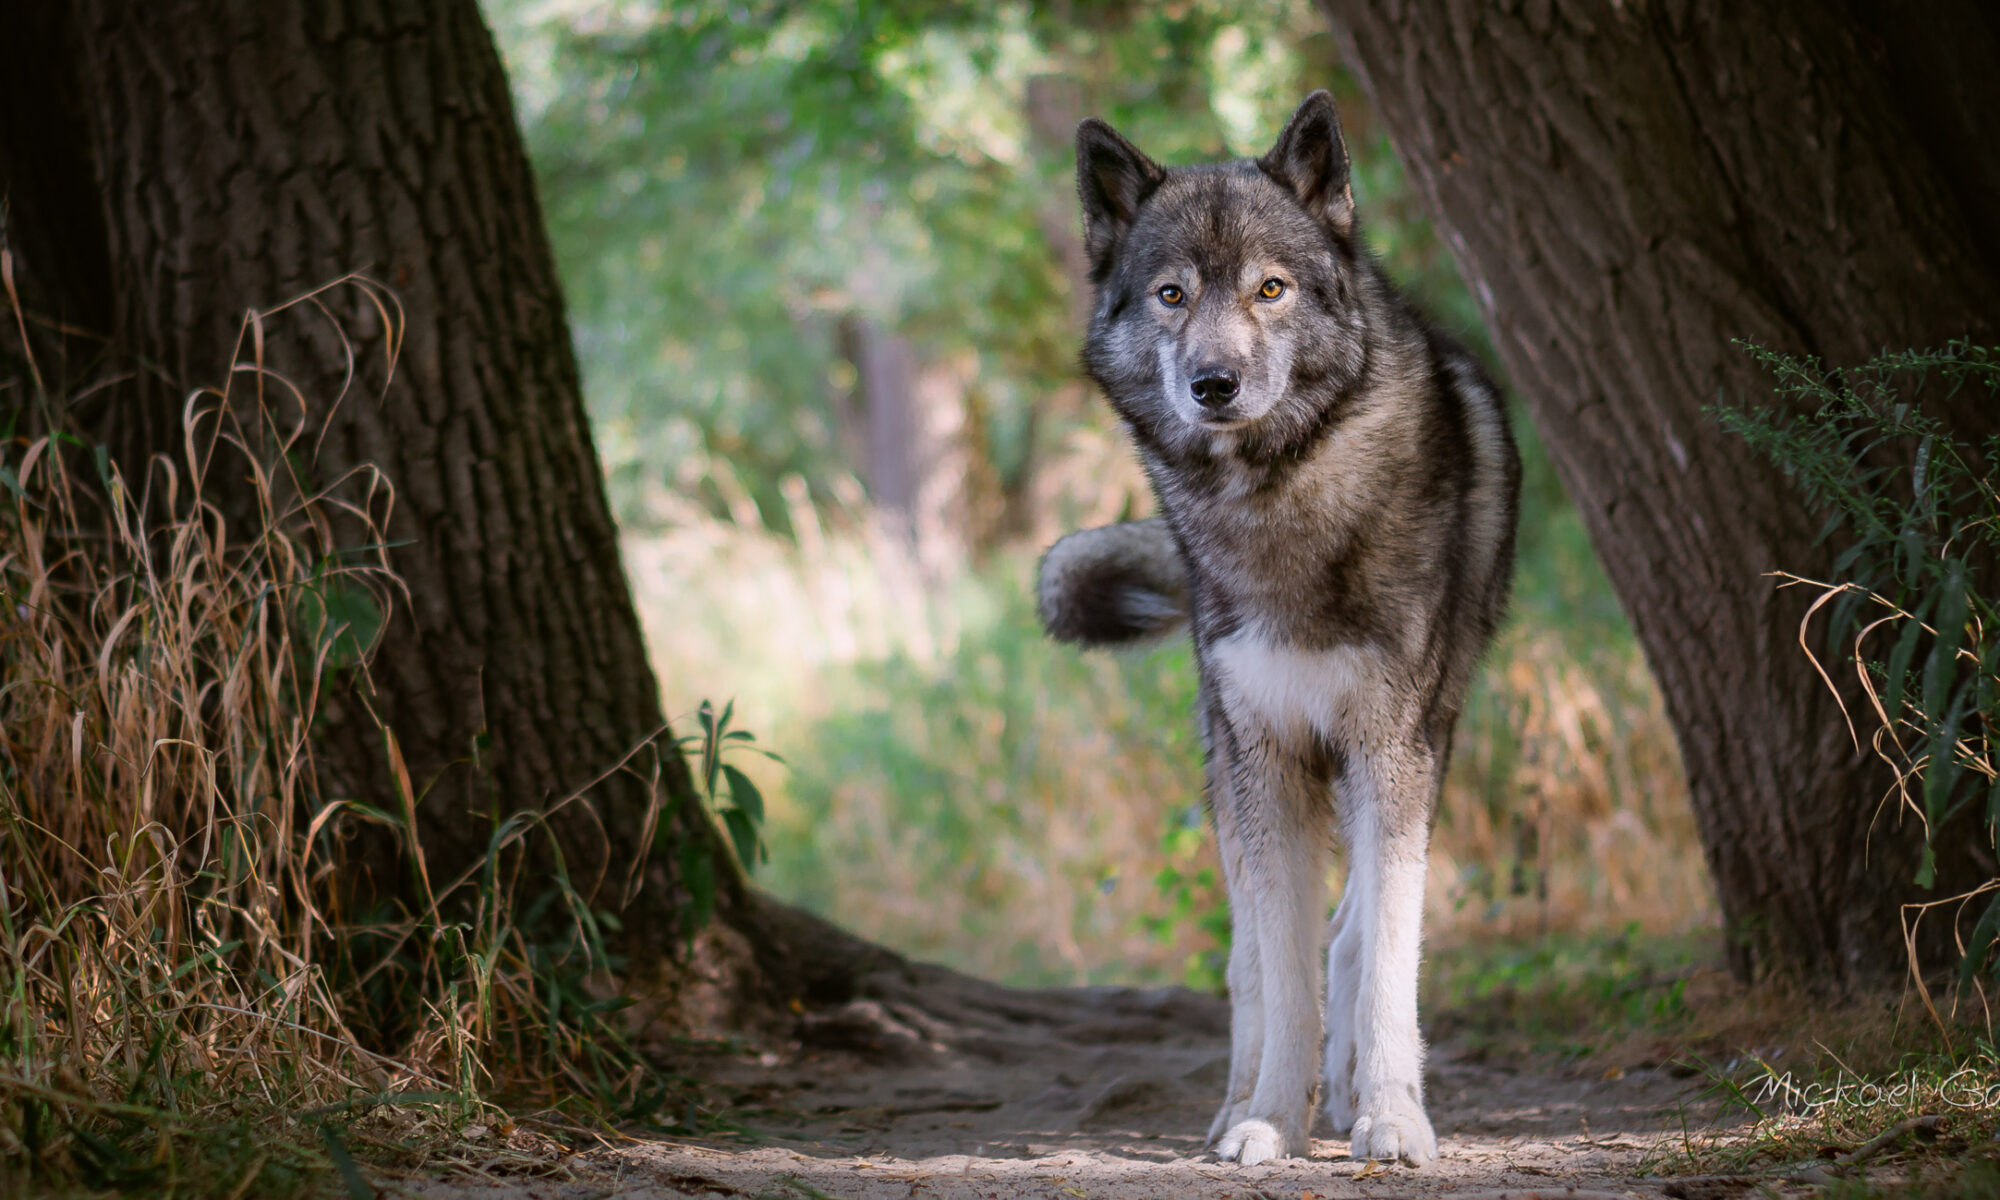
[402,968,1728,1200]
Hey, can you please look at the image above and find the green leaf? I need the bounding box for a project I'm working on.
[1922,693,1968,830]
[1901,525,1927,584]
[1913,433,1934,515]
[1964,891,2000,994]
[679,836,716,938]
[1882,595,1930,718]
[294,571,385,670]
[721,763,764,824]
[319,1123,372,1200]
[1923,561,1969,723]
[336,801,403,829]
[1824,585,1867,663]
[1987,759,2000,836]
[696,699,720,798]
[723,808,760,874]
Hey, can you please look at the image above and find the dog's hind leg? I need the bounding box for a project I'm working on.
[1322,886,1361,1134]
[1340,743,1438,1167]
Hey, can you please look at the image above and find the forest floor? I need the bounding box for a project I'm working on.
[396,963,1758,1200]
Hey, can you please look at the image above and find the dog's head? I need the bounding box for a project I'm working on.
[1076,91,1372,460]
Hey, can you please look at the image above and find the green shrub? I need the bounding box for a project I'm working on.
[1719,341,1999,986]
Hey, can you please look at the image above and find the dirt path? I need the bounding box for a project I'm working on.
[405,967,1722,1200]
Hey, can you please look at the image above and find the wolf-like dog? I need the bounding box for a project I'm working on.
[1037,92,1521,1167]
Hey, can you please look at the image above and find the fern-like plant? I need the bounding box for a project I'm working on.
[1719,340,1998,991]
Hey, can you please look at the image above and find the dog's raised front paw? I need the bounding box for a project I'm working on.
[1215,1118,1307,1166]
[1348,1102,1436,1167]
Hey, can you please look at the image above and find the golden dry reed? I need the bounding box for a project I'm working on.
[0,267,616,1188]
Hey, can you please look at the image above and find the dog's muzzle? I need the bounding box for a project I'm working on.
[1190,365,1240,409]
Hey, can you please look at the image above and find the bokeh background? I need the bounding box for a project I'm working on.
[484,0,1715,987]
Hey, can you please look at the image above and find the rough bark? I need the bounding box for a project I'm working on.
[1320,0,2000,983]
[0,4,112,337]
[0,0,862,1021]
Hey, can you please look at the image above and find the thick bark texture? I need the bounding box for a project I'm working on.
[0,0,859,1018]
[1321,1,2000,982]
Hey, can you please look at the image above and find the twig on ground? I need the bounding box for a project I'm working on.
[1838,1114,1944,1166]
[1648,1113,1948,1191]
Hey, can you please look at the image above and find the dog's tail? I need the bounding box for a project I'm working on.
[1037,518,1189,646]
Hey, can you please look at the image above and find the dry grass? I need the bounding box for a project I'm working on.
[0,268,660,1194]
[1432,621,1709,944]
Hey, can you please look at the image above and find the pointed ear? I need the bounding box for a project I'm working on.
[1076,117,1165,275]
[1260,90,1355,239]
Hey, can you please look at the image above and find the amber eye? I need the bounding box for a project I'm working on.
[1157,285,1184,307]
[1258,278,1286,300]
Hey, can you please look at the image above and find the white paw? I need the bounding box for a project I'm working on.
[1215,1118,1304,1166]
[1349,1103,1437,1167]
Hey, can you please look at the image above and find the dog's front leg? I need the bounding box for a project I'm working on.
[1206,797,1263,1146]
[1340,745,1438,1166]
[1213,742,1325,1166]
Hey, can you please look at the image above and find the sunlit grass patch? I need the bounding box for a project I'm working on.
[1424,927,1718,1062]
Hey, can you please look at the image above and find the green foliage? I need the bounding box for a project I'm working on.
[763,563,1209,986]
[491,0,1673,991]
[1718,341,2000,979]
[484,0,1479,530]
[665,699,780,938]
[1142,803,1230,993]
[294,560,387,671]
[1425,926,1704,1060]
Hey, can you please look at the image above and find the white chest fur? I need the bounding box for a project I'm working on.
[1205,628,1388,746]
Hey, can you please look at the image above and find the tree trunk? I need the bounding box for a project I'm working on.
[0,0,889,1027]
[1320,0,2000,983]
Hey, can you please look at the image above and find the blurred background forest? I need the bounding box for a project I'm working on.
[482,0,1713,987]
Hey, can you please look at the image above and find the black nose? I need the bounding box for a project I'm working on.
[1190,366,1239,409]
